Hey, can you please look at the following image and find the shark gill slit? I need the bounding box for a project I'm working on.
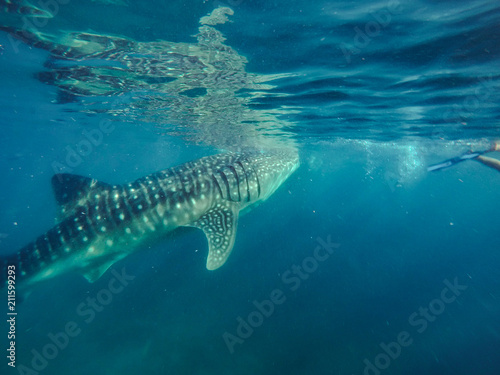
[227,165,241,202]
[236,160,251,202]
[211,174,223,197]
[218,170,233,202]
[252,163,262,198]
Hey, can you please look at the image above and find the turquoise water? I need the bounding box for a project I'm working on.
[1,1,500,374]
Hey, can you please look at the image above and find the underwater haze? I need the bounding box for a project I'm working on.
[1,1,500,375]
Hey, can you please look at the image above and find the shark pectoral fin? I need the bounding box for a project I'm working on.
[192,202,239,270]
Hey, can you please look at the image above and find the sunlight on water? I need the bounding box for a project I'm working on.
[2,7,299,150]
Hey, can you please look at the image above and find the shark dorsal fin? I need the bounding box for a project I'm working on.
[191,201,239,270]
[51,173,112,216]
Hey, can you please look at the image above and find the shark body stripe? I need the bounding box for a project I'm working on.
[1,150,299,289]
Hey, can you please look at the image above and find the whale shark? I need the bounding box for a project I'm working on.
[0,150,299,289]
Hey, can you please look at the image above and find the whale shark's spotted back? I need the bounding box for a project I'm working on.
[0,150,299,290]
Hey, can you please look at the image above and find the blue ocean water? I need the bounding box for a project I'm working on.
[0,0,499,374]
